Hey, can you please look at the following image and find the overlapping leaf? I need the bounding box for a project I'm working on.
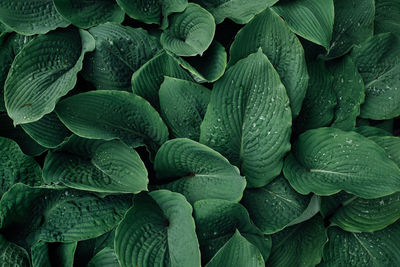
[31,241,77,267]
[374,0,400,37]
[0,234,30,266]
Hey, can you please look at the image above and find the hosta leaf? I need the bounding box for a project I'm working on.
[43,137,148,194]
[0,137,42,197]
[31,241,77,267]
[88,247,119,267]
[132,51,193,108]
[0,234,29,266]
[154,138,246,203]
[328,57,365,130]
[5,27,95,125]
[205,230,264,267]
[200,49,292,188]
[171,41,227,83]
[0,0,69,35]
[54,0,125,29]
[375,0,400,37]
[21,112,71,148]
[283,127,400,198]
[268,215,327,267]
[115,190,201,267]
[295,60,336,133]
[160,3,215,56]
[194,199,271,262]
[115,0,187,27]
[355,126,392,137]
[350,33,400,119]
[159,77,210,140]
[370,135,400,166]
[82,23,160,91]
[326,0,375,59]
[321,223,400,266]
[241,176,319,234]
[273,0,334,49]
[56,90,169,153]
[193,0,278,24]
[228,8,308,117]
[0,184,131,246]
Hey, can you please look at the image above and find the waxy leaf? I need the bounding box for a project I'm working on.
[31,241,77,267]
[375,0,400,37]
[370,135,400,166]
[154,138,246,203]
[87,247,119,267]
[355,126,392,137]
[0,234,29,266]
[200,49,292,188]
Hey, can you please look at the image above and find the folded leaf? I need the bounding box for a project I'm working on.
[0,234,29,266]
[200,49,292,188]
[283,127,400,198]
[374,0,400,37]
[159,77,210,140]
[154,138,246,203]
[31,241,77,267]
[56,90,169,153]
[115,190,201,267]
[5,27,95,125]
[87,247,120,267]
[229,8,308,117]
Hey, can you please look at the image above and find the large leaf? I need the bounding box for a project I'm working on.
[193,199,271,263]
[370,135,400,166]
[267,215,327,267]
[5,27,95,125]
[54,0,125,29]
[55,90,169,153]
[355,125,392,137]
[241,176,319,234]
[328,57,365,130]
[350,33,400,119]
[200,49,292,188]
[160,3,215,56]
[154,138,246,204]
[0,137,42,197]
[87,247,120,267]
[0,0,69,35]
[82,23,160,91]
[273,0,334,49]
[0,184,131,247]
[375,0,400,37]
[205,230,264,267]
[132,51,193,108]
[43,137,148,194]
[283,127,400,198]
[0,234,29,266]
[115,190,201,267]
[228,8,308,117]
[31,241,77,267]
[159,77,210,140]
[321,223,400,266]
[326,0,375,59]
[193,0,278,24]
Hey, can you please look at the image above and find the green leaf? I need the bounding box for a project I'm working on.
[54,0,125,29]
[115,0,187,27]
[88,247,120,267]
[0,234,29,266]
[193,0,278,24]
[31,241,77,267]
[82,23,160,91]
[350,33,400,119]
[295,60,336,133]
[154,138,246,204]
[200,49,292,188]
[375,0,400,37]
[193,199,271,262]
[326,0,375,59]
[205,230,264,267]
[159,77,210,140]
[273,0,334,49]
[355,126,392,137]
[160,3,215,56]
[268,215,327,267]
[171,41,227,83]
[0,0,69,35]
[241,176,319,234]
[328,57,365,130]
[0,137,42,197]
[283,127,400,198]
[228,8,308,117]
[5,27,95,125]
[43,137,148,194]
[370,135,400,166]
[115,190,201,267]
[55,90,169,153]
[0,184,131,246]
[132,51,193,109]
[321,223,400,266]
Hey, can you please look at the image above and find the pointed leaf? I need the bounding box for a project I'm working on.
[88,247,120,267]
